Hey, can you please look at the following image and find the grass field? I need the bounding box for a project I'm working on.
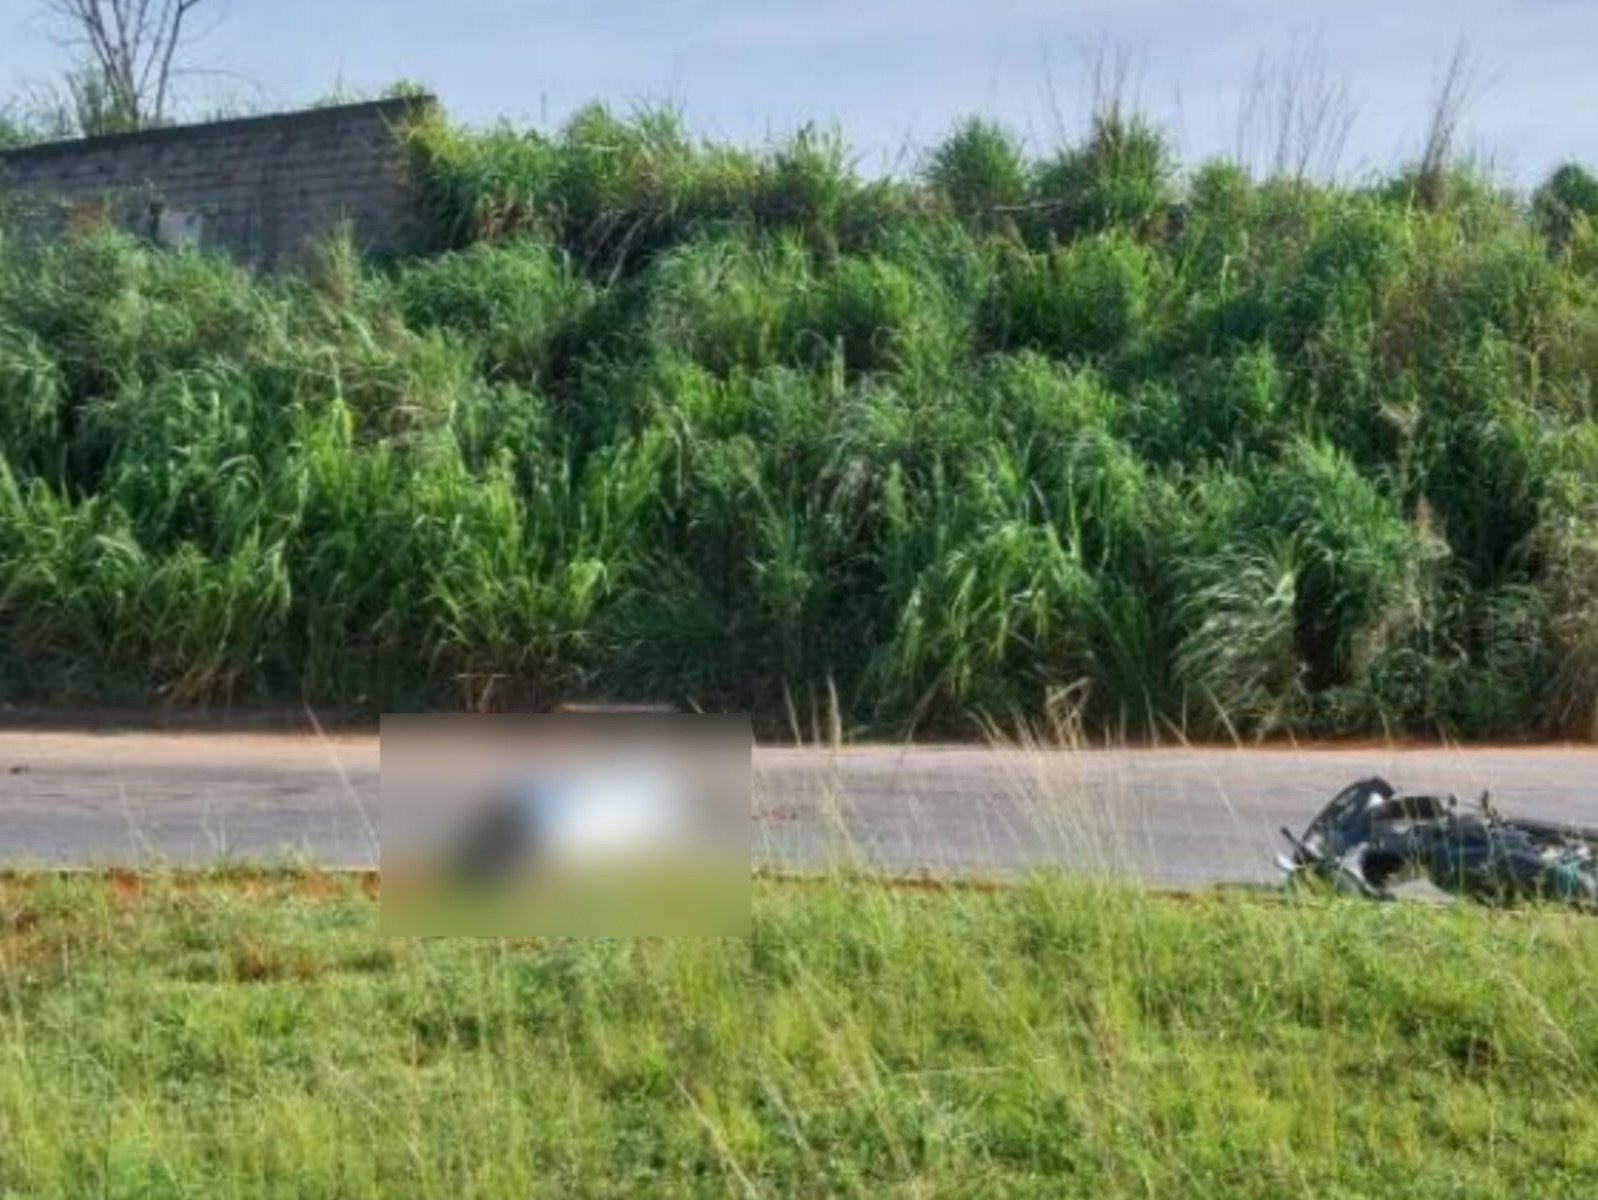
[2,870,1596,1198]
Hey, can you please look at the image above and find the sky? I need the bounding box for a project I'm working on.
[0,0,1593,187]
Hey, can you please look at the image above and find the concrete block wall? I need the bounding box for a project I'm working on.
[0,95,438,270]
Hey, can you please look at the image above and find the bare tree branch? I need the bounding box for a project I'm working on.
[39,0,218,132]
[154,0,204,124]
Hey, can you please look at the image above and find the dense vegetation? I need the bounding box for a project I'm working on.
[5,871,1598,1197]
[2,104,1597,737]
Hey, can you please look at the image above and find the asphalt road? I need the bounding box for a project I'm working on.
[2,731,1596,886]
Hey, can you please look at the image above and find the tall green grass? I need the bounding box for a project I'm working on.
[2,103,1597,736]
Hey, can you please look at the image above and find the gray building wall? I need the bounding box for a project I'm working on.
[0,95,437,269]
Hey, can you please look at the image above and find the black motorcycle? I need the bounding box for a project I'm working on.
[1280,777,1598,910]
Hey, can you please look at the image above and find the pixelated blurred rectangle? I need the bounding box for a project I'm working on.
[380,714,751,936]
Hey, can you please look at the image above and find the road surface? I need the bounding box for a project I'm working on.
[1,731,1596,886]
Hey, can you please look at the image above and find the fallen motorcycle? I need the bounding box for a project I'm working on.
[1279,778,1598,910]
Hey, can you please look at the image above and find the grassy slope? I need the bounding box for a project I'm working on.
[3,872,1597,1198]
[1,107,1598,737]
